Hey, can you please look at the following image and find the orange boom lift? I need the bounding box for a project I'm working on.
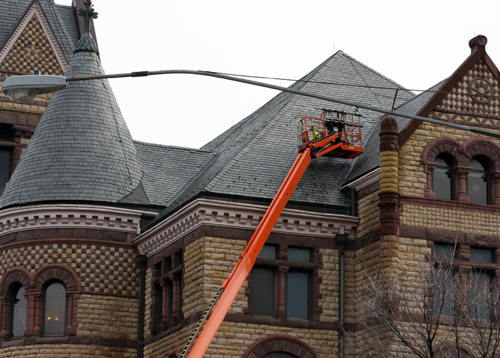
[181,110,363,358]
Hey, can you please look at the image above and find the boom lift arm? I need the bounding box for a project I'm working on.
[183,111,363,358]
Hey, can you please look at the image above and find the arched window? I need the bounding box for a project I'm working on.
[9,284,26,339]
[263,353,297,358]
[433,154,456,200]
[42,281,66,336]
[468,157,491,205]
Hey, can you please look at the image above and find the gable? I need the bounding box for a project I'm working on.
[0,1,67,75]
[399,35,500,146]
[431,58,500,129]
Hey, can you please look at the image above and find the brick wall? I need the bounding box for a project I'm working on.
[0,344,135,357]
[356,191,380,238]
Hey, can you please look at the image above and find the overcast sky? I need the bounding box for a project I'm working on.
[53,0,500,149]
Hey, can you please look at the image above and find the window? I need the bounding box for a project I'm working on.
[9,284,26,339]
[263,353,297,358]
[468,157,491,205]
[433,244,497,320]
[468,248,494,320]
[152,251,183,335]
[434,243,455,316]
[0,149,11,194]
[433,154,456,200]
[251,245,316,321]
[42,282,66,336]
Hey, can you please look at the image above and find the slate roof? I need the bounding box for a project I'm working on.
[0,34,146,208]
[148,51,416,226]
[134,141,216,207]
[343,80,446,185]
[0,0,79,62]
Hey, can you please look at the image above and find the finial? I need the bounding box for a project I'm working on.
[78,0,98,34]
[469,35,487,54]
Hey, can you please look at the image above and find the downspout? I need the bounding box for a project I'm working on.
[335,233,349,358]
[137,255,147,358]
[350,187,357,216]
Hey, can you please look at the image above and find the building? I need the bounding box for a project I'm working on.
[0,1,498,358]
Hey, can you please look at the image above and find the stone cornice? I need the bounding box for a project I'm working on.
[0,1,68,71]
[134,198,359,257]
[0,204,148,237]
[341,168,380,191]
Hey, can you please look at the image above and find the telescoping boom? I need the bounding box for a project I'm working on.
[182,110,363,358]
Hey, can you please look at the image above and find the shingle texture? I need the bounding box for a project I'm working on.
[343,80,446,184]
[0,0,78,62]
[0,36,145,208]
[152,51,415,224]
[134,141,215,206]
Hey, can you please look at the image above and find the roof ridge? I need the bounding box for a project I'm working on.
[340,51,412,92]
[133,140,215,153]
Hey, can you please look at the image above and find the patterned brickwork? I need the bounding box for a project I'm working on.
[400,204,500,236]
[0,243,139,296]
[77,294,138,341]
[436,59,500,119]
[144,321,337,358]
[0,14,63,75]
[0,344,135,357]
[357,191,380,237]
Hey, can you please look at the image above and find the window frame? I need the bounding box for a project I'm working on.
[41,280,67,337]
[249,244,319,322]
[151,250,184,336]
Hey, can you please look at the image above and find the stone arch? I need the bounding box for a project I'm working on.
[464,138,500,205]
[421,138,468,200]
[32,264,81,336]
[464,138,500,168]
[0,268,34,340]
[0,267,33,295]
[420,137,468,166]
[33,264,81,292]
[242,335,319,358]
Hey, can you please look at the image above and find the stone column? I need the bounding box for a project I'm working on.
[378,117,400,271]
[276,266,288,319]
[456,166,470,202]
[0,297,8,340]
[170,275,180,325]
[492,171,500,205]
[160,279,170,330]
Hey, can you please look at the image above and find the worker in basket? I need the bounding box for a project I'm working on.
[311,126,323,141]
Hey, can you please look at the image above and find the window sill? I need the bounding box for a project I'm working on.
[226,313,336,330]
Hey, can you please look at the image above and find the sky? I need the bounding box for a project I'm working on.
[54,0,500,149]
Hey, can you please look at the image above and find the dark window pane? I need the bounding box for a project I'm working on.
[156,284,163,331]
[258,245,277,260]
[0,149,11,194]
[469,271,492,320]
[470,248,494,263]
[263,353,297,358]
[10,285,26,338]
[434,268,454,316]
[43,283,66,336]
[434,244,456,259]
[251,267,276,317]
[433,156,454,200]
[286,271,309,320]
[468,158,489,205]
[288,248,311,263]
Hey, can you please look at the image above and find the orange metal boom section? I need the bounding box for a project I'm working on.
[186,131,363,358]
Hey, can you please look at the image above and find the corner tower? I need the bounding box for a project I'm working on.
[0,2,143,356]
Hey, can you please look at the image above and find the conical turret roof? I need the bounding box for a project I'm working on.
[0,34,148,208]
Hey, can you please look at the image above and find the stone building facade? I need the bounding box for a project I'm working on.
[0,2,499,358]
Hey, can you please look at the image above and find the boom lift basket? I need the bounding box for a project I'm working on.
[297,110,363,159]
